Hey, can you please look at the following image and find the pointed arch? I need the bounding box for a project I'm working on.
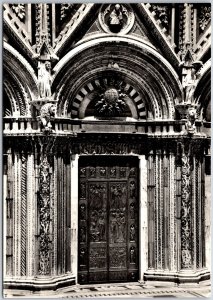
[52,36,183,120]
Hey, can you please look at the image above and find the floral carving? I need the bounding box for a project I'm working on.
[38,154,51,275]
[150,4,170,31]
[198,5,211,32]
[11,4,25,22]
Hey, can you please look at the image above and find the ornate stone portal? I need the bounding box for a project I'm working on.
[3,2,211,292]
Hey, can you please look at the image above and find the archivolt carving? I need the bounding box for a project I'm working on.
[53,37,182,120]
[4,42,38,98]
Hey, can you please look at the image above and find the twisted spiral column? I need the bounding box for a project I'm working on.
[21,153,27,276]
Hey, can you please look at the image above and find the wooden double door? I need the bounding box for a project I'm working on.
[78,156,139,284]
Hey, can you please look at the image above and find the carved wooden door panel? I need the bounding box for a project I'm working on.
[78,156,139,284]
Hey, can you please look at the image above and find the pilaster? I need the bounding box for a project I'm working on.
[139,155,148,281]
[71,154,79,280]
[27,153,35,277]
[14,152,21,277]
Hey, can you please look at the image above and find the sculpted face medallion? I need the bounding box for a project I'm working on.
[99,4,135,34]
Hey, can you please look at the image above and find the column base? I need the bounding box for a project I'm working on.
[4,273,76,291]
[143,269,210,284]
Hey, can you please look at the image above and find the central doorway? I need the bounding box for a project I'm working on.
[78,156,139,284]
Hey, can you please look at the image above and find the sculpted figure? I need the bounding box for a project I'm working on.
[109,4,123,26]
[38,61,52,99]
[39,103,56,131]
[186,106,196,134]
[183,69,196,104]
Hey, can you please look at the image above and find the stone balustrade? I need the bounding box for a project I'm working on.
[3,117,209,136]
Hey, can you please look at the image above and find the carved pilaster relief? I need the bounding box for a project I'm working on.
[37,137,55,276]
[169,154,176,270]
[53,155,57,275]
[27,153,35,276]
[181,144,192,269]
[38,154,51,275]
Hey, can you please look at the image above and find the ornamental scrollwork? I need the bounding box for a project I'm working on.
[38,154,52,275]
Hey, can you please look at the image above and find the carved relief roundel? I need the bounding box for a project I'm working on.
[99,4,135,34]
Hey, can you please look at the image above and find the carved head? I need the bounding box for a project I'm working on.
[115,4,121,11]
[45,61,51,71]
[49,104,56,116]
[188,106,196,119]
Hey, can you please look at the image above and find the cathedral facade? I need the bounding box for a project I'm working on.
[3,3,211,291]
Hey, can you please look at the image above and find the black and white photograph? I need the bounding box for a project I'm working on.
[2,2,211,298]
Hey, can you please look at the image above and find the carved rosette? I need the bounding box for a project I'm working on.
[181,149,192,269]
[38,154,51,275]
